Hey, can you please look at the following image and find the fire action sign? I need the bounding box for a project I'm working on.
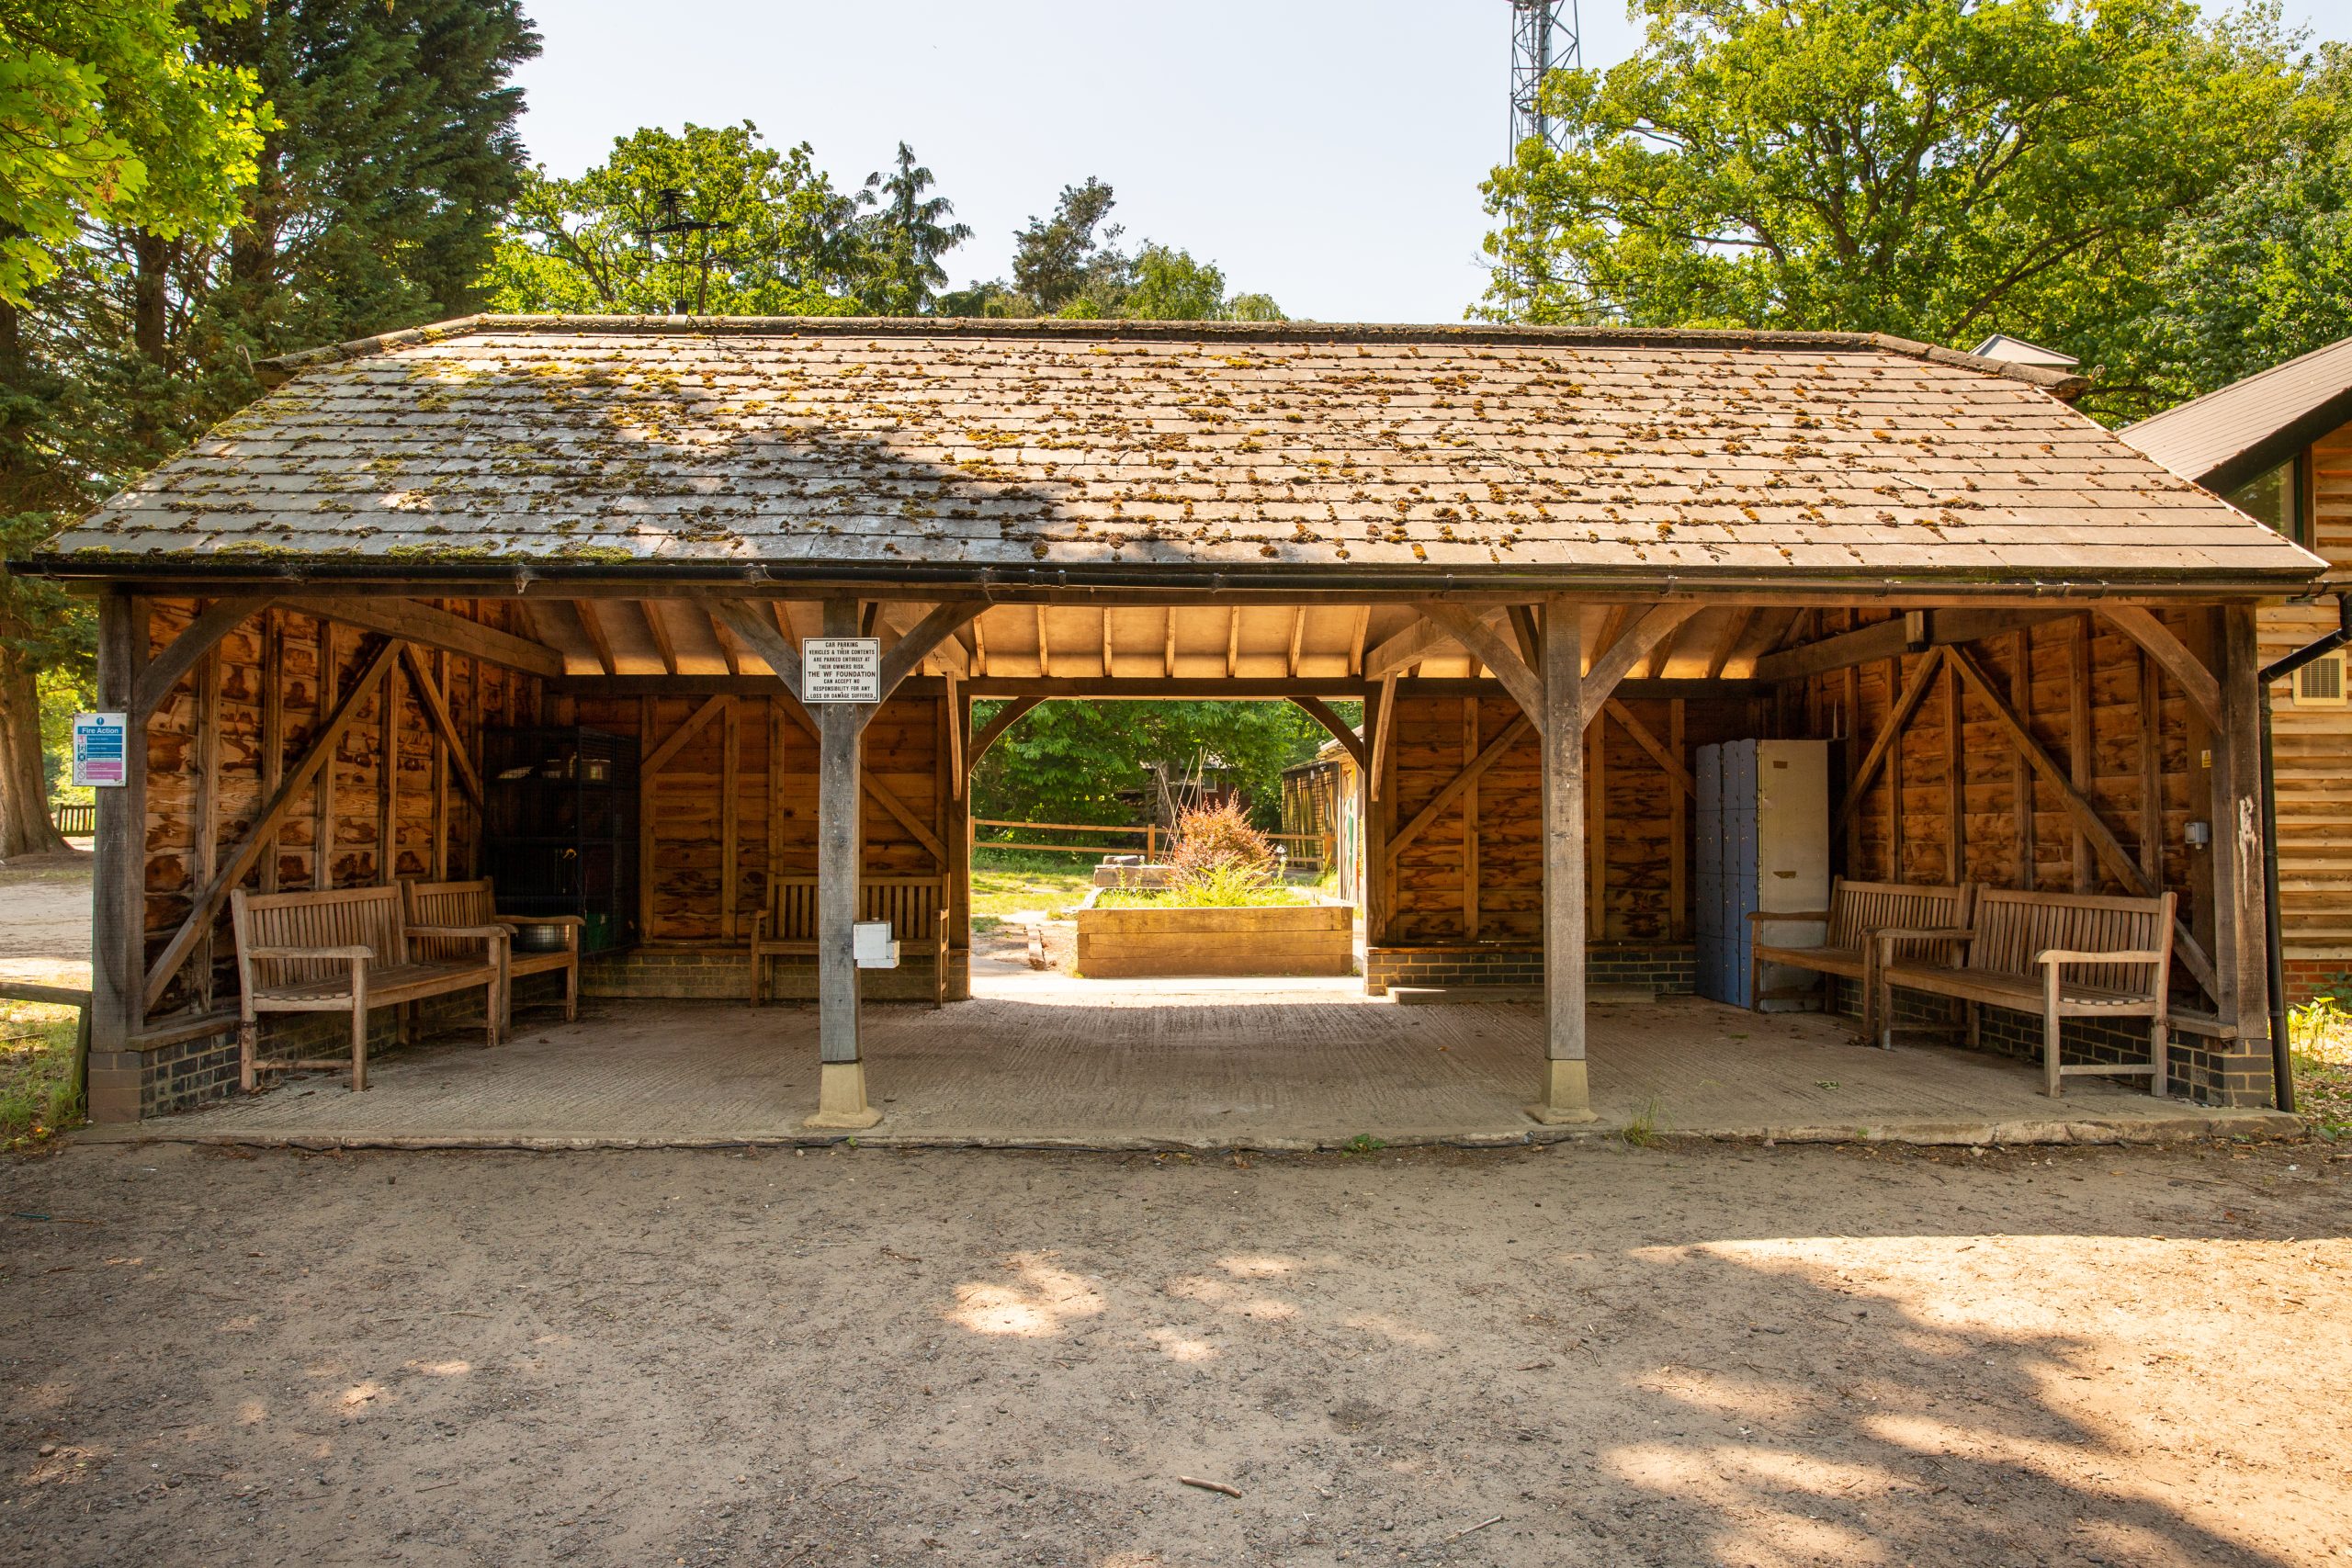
[73,712,129,788]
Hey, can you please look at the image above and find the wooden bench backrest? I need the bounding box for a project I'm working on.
[404,878,497,963]
[1824,879,1970,951]
[1968,888,2173,990]
[232,885,406,987]
[766,876,945,942]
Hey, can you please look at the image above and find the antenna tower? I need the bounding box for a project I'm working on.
[1510,0,1578,158]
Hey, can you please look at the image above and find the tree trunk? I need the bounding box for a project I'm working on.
[0,637,67,860]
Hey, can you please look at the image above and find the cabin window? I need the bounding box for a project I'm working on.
[2223,453,2310,547]
[2295,651,2346,707]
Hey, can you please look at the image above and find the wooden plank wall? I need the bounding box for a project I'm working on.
[141,599,537,1015]
[1378,691,1749,945]
[552,691,948,946]
[2266,417,2352,988]
[1807,610,2195,908]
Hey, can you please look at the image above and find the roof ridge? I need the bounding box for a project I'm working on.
[254,312,2086,395]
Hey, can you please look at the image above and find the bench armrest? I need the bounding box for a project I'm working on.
[407,924,508,940]
[1747,909,1831,925]
[249,944,374,962]
[2036,949,2167,967]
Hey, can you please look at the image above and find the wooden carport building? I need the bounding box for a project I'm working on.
[19,316,2324,1127]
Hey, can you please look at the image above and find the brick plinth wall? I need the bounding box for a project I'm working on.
[1822,977,2272,1108]
[583,948,970,1005]
[2280,958,2347,1008]
[1364,943,1696,996]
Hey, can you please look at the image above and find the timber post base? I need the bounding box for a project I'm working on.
[806,1061,884,1130]
[1525,1058,1599,1125]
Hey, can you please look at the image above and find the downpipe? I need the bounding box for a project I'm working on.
[2256,592,2352,1113]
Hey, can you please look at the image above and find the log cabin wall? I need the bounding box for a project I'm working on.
[132,597,539,1108]
[550,688,963,1002]
[2264,416,2352,1004]
[1364,689,1751,994]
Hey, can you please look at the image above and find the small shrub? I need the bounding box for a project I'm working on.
[1167,798,1277,891]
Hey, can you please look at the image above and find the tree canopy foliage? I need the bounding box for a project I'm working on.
[970,700,1343,831]
[944,179,1283,321]
[1478,0,2319,418]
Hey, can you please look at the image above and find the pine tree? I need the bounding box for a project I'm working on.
[858,143,971,316]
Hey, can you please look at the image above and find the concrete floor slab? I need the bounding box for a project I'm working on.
[96,976,2295,1151]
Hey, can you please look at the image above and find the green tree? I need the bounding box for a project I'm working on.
[855,142,971,315]
[482,122,867,315]
[970,700,1339,831]
[943,178,1285,321]
[2117,42,2352,406]
[1477,0,2300,419]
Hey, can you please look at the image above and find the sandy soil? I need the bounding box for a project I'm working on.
[0,852,93,991]
[2,1138,2346,1567]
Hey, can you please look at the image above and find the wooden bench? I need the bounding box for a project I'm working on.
[405,877,581,1035]
[1874,887,2177,1096]
[230,885,504,1092]
[1747,879,1972,1043]
[750,875,950,1008]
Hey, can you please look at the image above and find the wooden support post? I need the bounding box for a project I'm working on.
[946,694,972,1000]
[1461,697,1480,941]
[88,592,148,1122]
[2209,605,2272,1094]
[1668,699,1687,940]
[188,647,221,1012]
[1531,594,1594,1124]
[2070,615,2094,893]
[720,696,741,943]
[1361,683,1390,957]
[810,599,880,1128]
[314,618,338,889]
[2012,629,2036,890]
[638,696,658,943]
[1587,709,1606,940]
[1942,659,1964,884]
[1886,658,1906,881]
[260,613,284,893]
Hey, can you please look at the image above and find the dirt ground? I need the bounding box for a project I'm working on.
[0,851,94,992]
[3,1138,2346,1567]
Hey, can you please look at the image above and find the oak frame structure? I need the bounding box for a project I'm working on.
[20,315,2326,1126]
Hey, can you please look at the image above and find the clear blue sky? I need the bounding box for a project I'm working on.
[512,0,2351,325]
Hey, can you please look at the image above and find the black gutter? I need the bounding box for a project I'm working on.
[2255,592,2352,1114]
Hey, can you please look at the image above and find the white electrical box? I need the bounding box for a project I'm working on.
[852,920,899,969]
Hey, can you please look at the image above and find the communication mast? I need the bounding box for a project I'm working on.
[1509,0,1579,158]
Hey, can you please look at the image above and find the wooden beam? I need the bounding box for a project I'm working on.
[260,613,284,893]
[773,696,950,865]
[282,596,563,679]
[313,621,339,890]
[1508,604,1543,671]
[1944,660,1965,883]
[2070,615,2093,894]
[879,603,972,679]
[640,601,678,676]
[1289,696,1367,770]
[399,643,484,808]
[816,599,863,1071]
[1226,606,1240,679]
[968,696,1040,770]
[720,697,741,943]
[2099,605,2223,733]
[1163,606,1176,678]
[2011,629,2036,889]
[1462,698,1480,941]
[1349,605,1371,675]
[574,601,616,677]
[1535,593,1591,1119]
[643,693,729,776]
[1834,649,1947,836]
[1369,676,1396,802]
[709,600,805,700]
[708,608,745,676]
[90,593,147,1069]
[141,637,401,1013]
[1704,605,1758,680]
[1752,607,2064,685]
[877,602,986,703]
[2206,606,2270,1041]
[1363,615,1448,682]
[1036,604,1052,679]
[1418,603,1541,721]
[188,648,221,1010]
[1390,715,1532,860]
[1602,698,1695,797]
[1582,604,1700,715]
[1101,607,1114,679]
[2137,649,2164,887]
[1287,607,1306,678]
[130,595,270,720]
[1668,699,1687,939]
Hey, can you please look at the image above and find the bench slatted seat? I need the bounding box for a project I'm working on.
[750,875,950,1008]
[404,877,581,1034]
[231,885,504,1092]
[1874,887,2177,1096]
[1747,879,1972,1043]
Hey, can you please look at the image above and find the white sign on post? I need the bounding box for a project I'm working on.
[72,712,129,788]
[802,637,882,704]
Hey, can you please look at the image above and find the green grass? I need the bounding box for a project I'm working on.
[967,851,1097,932]
[2290,999,2352,1139]
[1095,883,1316,908]
[0,1000,82,1151]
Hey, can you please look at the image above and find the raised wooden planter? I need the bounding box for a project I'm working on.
[1074,901,1355,978]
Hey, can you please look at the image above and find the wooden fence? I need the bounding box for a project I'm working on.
[970,818,1336,871]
